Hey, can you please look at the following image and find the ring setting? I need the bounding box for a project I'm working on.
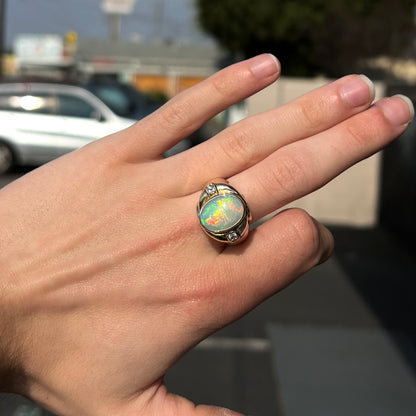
[197,180,251,244]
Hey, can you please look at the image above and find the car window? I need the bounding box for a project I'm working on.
[88,86,130,117]
[56,94,98,119]
[0,92,55,114]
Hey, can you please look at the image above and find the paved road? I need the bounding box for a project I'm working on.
[1,171,415,415]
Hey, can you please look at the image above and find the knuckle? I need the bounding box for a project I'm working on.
[209,59,260,99]
[263,152,309,201]
[78,139,121,168]
[345,123,368,148]
[220,124,257,168]
[179,269,226,322]
[285,208,322,261]
[297,100,324,131]
[210,71,236,98]
[345,106,389,149]
[158,98,193,133]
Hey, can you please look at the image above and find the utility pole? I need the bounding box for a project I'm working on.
[0,0,6,79]
[101,0,137,42]
[108,13,122,42]
[154,0,165,42]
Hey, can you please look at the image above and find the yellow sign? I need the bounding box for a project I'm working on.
[65,31,78,46]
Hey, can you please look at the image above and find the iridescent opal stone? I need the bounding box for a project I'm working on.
[200,195,245,233]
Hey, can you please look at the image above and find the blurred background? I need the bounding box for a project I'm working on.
[0,1,415,415]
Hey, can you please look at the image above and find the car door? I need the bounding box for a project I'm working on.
[54,92,126,157]
[0,92,69,164]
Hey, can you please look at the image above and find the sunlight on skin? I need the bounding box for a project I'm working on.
[0,54,413,416]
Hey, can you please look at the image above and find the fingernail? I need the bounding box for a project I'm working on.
[340,74,375,107]
[377,94,414,126]
[250,54,280,79]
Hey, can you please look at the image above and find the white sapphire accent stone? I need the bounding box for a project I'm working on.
[227,231,239,242]
[205,183,217,195]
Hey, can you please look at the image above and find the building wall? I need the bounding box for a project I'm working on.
[133,73,205,97]
[75,39,221,96]
[247,77,386,227]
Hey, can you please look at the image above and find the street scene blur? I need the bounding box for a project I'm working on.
[0,0,415,415]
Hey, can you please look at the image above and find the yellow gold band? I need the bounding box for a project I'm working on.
[197,179,251,245]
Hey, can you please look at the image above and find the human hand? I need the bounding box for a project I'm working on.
[0,54,412,416]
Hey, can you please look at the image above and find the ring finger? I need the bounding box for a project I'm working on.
[228,95,413,222]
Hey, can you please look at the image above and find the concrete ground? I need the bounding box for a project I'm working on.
[0,214,415,415]
[166,226,416,415]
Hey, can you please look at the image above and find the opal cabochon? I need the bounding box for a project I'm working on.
[199,194,245,233]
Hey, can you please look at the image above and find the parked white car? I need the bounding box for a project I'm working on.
[0,82,137,173]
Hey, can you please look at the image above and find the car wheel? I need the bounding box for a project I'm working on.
[0,142,14,174]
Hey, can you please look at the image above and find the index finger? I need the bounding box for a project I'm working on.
[121,54,281,160]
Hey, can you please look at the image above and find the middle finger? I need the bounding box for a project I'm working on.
[171,74,375,194]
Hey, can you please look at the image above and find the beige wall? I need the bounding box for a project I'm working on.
[133,73,205,97]
[247,77,385,227]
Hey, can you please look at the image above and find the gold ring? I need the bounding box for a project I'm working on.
[197,179,251,245]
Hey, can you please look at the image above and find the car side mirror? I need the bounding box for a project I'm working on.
[91,110,105,122]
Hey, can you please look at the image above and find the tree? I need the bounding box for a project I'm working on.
[196,0,416,76]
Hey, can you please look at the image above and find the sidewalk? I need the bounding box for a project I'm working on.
[1,227,415,415]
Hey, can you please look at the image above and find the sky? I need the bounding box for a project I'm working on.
[5,0,213,49]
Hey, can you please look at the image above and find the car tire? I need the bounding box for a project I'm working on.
[0,141,14,174]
